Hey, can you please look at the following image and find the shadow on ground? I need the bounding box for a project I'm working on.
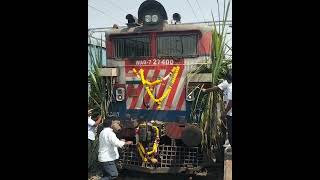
[89,167,223,180]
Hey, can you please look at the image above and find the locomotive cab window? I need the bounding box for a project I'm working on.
[157,34,197,57]
[112,36,150,58]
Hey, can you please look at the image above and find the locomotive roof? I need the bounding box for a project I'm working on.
[106,22,212,36]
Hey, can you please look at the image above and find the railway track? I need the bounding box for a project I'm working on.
[89,162,224,180]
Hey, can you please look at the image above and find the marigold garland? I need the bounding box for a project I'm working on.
[136,124,160,163]
[133,66,180,110]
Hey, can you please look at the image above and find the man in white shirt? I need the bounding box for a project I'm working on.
[202,70,232,146]
[98,120,133,180]
[88,108,102,169]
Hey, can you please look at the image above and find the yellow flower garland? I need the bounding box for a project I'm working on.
[133,66,180,110]
[136,124,160,163]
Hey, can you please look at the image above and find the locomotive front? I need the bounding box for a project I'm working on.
[100,0,213,175]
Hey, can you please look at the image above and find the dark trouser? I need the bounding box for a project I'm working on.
[88,139,93,150]
[100,161,118,180]
[226,115,232,146]
[88,139,93,169]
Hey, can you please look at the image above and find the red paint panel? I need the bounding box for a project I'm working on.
[152,66,171,110]
[151,32,157,57]
[176,87,186,110]
[106,38,113,59]
[165,123,186,139]
[198,32,212,56]
[127,84,139,97]
[140,67,161,109]
[125,59,184,110]
[129,69,149,109]
[164,65,184,110]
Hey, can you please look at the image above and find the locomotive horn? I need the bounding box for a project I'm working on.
[173,13,181,24]
[126,14,140,27]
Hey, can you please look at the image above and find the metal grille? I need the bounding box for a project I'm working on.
[119,144,204,169]
[112,36,150,58]
[157,34,197,57]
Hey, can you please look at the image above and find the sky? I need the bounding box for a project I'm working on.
[88,0,232,28]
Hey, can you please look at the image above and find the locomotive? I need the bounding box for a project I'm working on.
[99,0,216,175]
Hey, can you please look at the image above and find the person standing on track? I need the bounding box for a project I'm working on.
[88,107,103,169]
[98,119,133,180]
[202,70,232,147]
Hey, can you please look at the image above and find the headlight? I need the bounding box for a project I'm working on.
[116,88,125,101]
[151,15,158,22]
[145,15,151,23]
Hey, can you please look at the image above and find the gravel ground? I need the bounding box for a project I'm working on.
[89,174,222,180]
[89,166,223,180]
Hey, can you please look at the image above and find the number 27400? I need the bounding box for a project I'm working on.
[135,59,174,65]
